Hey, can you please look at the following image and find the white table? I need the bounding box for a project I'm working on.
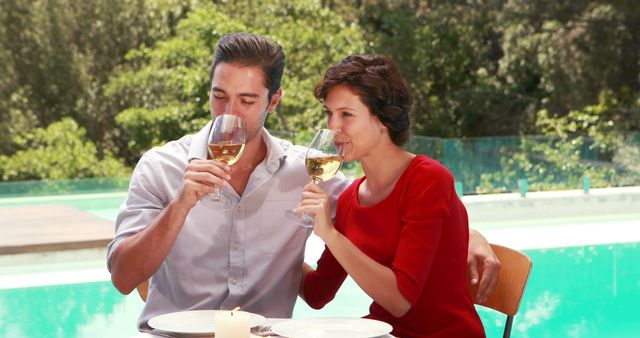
[131,318,395,338]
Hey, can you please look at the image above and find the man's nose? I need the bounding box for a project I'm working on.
[224,99,241,116]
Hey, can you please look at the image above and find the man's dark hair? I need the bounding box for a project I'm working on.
[315,54,412,146]
[210,33,285,99]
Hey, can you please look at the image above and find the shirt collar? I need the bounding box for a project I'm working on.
[187,121,287,173]
[261,128,287,173]
[187,121,212,162]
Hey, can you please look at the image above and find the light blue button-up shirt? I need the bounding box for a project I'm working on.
[107,122,349,331]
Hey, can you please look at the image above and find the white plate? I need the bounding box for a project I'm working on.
[148,309,265,335]
[272,317,392,338]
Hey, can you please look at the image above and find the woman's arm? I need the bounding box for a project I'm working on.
[298,262,314,301]
[299,249,349,309]
[296,182,411,317]
[322,228,412,317]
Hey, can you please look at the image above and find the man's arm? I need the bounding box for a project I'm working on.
[467,229,501,303]
[110,200,191,294]
[110,159,228,295]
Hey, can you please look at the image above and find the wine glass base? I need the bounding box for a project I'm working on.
[207,193,233,209]
[285,209,314,228]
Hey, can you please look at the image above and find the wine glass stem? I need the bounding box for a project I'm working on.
[208,161,229,201]
[312,177,322,184]
[217,161,230,194]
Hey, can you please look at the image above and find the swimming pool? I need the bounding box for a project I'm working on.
[1,241,638,338]
[1,191,639,337]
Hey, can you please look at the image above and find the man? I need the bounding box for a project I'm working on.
[107,33,499,332]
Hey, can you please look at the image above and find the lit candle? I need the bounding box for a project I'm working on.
[214,310,250,338]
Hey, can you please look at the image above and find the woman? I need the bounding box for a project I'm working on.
[297,55,485,337]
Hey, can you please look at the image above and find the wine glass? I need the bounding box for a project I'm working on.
[207,114,246,207]
[286,128,345,227]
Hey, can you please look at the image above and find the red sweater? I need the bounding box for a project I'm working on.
[303,155,485,338]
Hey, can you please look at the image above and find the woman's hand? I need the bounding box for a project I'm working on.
[295,181,335,240]
[467,229,501,304]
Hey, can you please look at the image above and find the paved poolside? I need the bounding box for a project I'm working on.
[0,204,114,254]
[462,187,640,250]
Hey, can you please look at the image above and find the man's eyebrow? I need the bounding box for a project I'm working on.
[211,87,260,98]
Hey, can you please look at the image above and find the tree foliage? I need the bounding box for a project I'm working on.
[0,0,638,186]
[347,0,640,138]
[107,1,365,163]
[0,0,194,155]
[0,118,130,180]
[478,90,639,193]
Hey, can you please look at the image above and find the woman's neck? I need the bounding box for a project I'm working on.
[360,144,415,193]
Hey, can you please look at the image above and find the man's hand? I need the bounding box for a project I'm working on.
[467,229,501,304]
[177,159,230,209]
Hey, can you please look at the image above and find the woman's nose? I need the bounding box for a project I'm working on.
[327,115,341,130]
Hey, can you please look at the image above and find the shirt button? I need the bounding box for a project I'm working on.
[232,241,240,249]
[230,277,238,285]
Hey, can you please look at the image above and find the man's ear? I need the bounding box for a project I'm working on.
[267,88,283,113]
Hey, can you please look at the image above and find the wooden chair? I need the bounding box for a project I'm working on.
[469,244,532,338]
[137,280,149,302]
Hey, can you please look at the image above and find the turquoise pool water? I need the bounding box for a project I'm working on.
[1,242,639,338]
[0,192,127,221]
[1,192,639,337]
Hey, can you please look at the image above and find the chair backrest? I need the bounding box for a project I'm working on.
[137,279,149,302]
[469,243,532,338]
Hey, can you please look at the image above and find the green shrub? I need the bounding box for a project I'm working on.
[0,118,130,180]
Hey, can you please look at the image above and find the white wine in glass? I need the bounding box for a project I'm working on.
[286,129,345,227]
[208,142,245,165]
[305,154,343,183]
[207,114,246,206]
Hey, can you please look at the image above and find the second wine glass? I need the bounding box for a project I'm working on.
[207,114,247,207]
[286,128,345,227]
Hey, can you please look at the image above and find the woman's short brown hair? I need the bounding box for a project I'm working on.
[314,54,412,146]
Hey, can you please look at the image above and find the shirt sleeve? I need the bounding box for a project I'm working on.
[302,245,349,309]
[106,151,166,271]
[320,171,351,222]
[392,164,455,305]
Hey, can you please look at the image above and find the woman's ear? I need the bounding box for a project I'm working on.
[372,114,386,133]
